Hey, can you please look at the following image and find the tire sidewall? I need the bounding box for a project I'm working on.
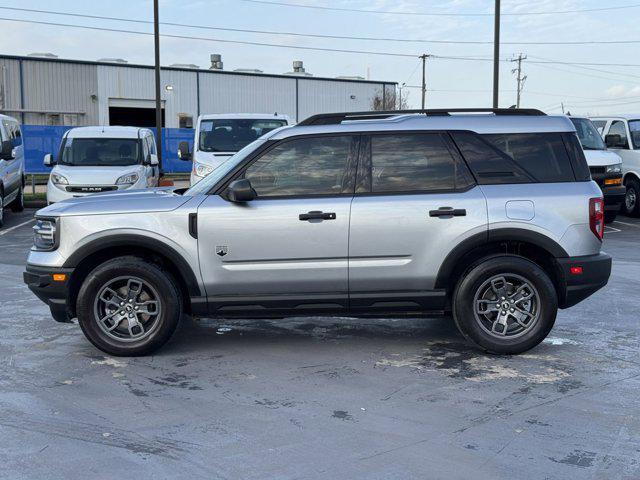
[453,255,557,354]
[76,258,181,356]
[624,180,640,216]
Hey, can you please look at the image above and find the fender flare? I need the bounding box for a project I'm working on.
[63,234,202,296]
[434,228,568,289]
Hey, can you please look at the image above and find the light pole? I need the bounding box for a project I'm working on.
[492,0,500,108]
[153,0,163,171]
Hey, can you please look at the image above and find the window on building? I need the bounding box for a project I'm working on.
[179,114,193,129]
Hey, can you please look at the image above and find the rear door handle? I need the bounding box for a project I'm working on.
[429,207,467,217]
[299,211,337,221]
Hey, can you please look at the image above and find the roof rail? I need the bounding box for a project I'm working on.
[298,108,546,126]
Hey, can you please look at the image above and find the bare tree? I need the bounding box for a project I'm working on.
[370,88,410,111]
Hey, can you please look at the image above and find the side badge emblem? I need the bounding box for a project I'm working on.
[216,245,228,257]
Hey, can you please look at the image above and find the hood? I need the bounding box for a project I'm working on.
[194,150,233,167]
[51,164,144,185]
[37,187,190,217]
[583,149,622,167]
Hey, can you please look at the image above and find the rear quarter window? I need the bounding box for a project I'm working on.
[483,133,575,183]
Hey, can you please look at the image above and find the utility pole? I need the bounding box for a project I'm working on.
[511,53,527,108]
[153,0,163,171]
[492,0,500,108]
[420,54,429,109]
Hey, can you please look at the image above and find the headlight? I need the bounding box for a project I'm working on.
[194,162,214,178]
[116,173,139,185]
[50,173,68,186]
[606,163,622,174]
[33,217,58,251]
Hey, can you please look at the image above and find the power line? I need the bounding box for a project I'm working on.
[0,17,417,58]
[5,5,640,46]
[238,0,640,17]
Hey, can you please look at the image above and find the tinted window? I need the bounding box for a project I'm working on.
[608,121,629,149]
[60,138,141,167]
[244,136,354,197]
[450,131,532,185]
[199,118,288,153]
[562,133,591,182]
[483,133,575,183]
[629,120,640,149]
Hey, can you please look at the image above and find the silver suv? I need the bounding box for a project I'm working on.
[24,109,612,356]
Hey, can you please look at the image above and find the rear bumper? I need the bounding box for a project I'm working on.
[556,252,612,309]
[602,185,626,211]
[23,264,74,322]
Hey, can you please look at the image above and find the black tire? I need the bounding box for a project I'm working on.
[76,256,182,356]
[452,255,557,355]
[604,210,617,224]
[10,184,24,212]
[623,178,640,217]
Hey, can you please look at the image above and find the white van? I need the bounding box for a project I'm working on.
[178,113,290,185]
[0,114,25,227]
[590,115,640,216]
[45,126,160,204]
[569,117,625,223]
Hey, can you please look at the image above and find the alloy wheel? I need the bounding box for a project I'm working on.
[93,276,162,342]
[473,273,540,339]
[626,187,637,213]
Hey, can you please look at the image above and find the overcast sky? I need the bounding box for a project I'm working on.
[1,0,639,115]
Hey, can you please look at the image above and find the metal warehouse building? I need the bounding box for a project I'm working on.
[0,53,396,127]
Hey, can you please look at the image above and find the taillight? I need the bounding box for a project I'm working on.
[589,197,604,241]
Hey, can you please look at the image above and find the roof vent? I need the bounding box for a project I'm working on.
[98,58,128,64]
[27,52,58,59]
[170,63,199,69]
[210,54,223,70]
[284,60,312,77]
[234,68,264,74]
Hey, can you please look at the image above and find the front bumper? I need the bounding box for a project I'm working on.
[556,252,612,309]
[602,185,626,212]
[23,264,74,322]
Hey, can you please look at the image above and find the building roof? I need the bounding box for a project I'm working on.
[65,126,151,139]
[0,54,396,86]
[270,112,576,139]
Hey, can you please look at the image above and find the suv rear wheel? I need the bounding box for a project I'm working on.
[76,256,182,356]
[452,256,557,354]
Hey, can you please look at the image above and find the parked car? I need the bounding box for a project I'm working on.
[24,109,611,356]
[44,126,160,204]
[590,115,640,216]
[178,113,290,185]
[0,114,25,227]
[569,117,624,223]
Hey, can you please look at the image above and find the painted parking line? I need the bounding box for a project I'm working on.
[605,225,621,233]
[0,218,36,236]
[613,220,640,228]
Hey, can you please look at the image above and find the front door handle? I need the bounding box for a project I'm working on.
[429,207,467,217]
[299,211,337,221]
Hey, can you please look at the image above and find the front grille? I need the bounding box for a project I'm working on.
[589,166,606,175]
[65,186,117,193]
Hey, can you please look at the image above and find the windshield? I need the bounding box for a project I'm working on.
[630,120,640,149]
[60,138,141,166]
[198,118,287,153]
[185,138,266,196]
[570,118,606,150]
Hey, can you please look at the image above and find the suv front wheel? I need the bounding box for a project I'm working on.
[76,256,182,356]
[452,256,557,354]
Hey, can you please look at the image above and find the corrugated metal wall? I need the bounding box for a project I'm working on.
[22,59,99,125]
[199,73,297,120]
[0,56,395,127]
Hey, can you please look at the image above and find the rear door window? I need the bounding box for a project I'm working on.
[608,121,630,149]
[482,133,576,183]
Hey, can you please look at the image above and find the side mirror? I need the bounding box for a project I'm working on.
[149,153,159,166]
[178,141,191,161]
[227,178,256,203]
[44,153,55,166]
[605,134,626,149]
[0,140,14,160]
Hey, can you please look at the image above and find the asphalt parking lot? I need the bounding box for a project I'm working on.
[1,209,639,480]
